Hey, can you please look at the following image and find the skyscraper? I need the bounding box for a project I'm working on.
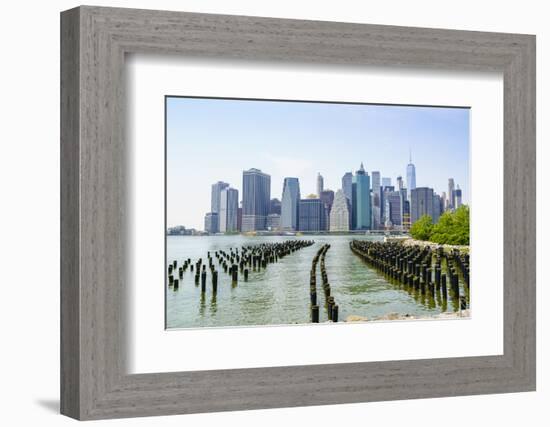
[204,212,219,234]
[320,189,334,231]
[219,187,239,233]
[448,178,455,210]
[396,176,404,191]
[410,187,434,224]
[406,152,416,201]
[432,193,442,223]
[317,173,324,197]
[210,181,229,230]
[381,177,392,188]
[329,189,350,232]
[342,172,353,203]
[352,162,372,230]
[281,177,300,231]
[241,168,271,231]
[371,171,381,229]
[384,190,403,227]
[298,198,325,232]
[454,185,463,208]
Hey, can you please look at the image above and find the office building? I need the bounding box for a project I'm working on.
[381,177,392,188]
[299,198,325,232]
[406,153,416,201]
[454,185,463,208]
[281,177,301,231]
[352,163,372,230]
[342,172,353,203]
[329,189,350,231]
[384,190,403,227]
[210,181,229,231]
[448,178,455,210]
[410,187,435,224]
[241,168,271,231]
[219,187,239,233]
[432,194,442,223]
[371,171,381,229]
[204,212,219,234]
[317,173,324,196]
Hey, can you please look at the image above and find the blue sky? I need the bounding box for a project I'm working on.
[166,97,470,229]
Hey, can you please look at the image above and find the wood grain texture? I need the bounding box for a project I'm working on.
[60,6,536,420]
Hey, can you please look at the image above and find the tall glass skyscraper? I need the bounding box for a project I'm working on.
[316,173,324,197]
[352,163,372,230]
[281,177,300,231]
[448,178,455,210]
[298,198,325,232]
[219,187,239,232]
[241,168,271,231]
[210,181,229,230]
[341,172,353,203]
[406,153,416,201]
[371,171,381,229]
[410,187,434,224]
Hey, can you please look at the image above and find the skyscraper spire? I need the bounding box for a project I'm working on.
[409,148,412,164]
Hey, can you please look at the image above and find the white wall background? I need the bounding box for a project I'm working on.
[0,0,546,425]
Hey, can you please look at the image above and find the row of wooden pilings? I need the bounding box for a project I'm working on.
[349,240,469,310]
[309,244,339,323]
[167,239,315,294]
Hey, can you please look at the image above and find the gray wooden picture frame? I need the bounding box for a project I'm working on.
[60,5,536,420]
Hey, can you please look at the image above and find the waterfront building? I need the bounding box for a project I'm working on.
[432,194,442,223]
[317,173,324,197]
[330,190,350,232]
[342,172,353,203]
[204,212,219,234]
[371,171,381,229]
[448,178,455,210]
[380,185,395,224]
[384,190,403,227]
[298,198,325,232]
[241,168,271,231]
[320,189,334,231]
[352,163,372,230]
[269,198,282,215]
[237,206,242,232]
[406,153,416,201]
[454,185,463,208]
[281,177,301,231]
[210,181,229,230]
[266,213,281,231]
[410,187,435,224]
[219,187,239,233]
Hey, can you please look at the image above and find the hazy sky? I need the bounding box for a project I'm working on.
[166,97,470,229]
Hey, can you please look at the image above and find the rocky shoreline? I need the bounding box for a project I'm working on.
[346,309,470,323]
[387,236,470,254]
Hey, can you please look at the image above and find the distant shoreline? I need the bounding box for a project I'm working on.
[167,231,411,237]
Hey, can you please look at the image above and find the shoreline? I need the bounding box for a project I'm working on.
[346,309,470,323]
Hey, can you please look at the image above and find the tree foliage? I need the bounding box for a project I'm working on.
[410,205,469,245]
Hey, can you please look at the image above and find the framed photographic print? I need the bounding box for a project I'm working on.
[61,6,536,420]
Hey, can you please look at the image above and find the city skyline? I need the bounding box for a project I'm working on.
[167,97,470,229]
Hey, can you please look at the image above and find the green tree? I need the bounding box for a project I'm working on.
[411,205,470,245]
[410,214,433,241]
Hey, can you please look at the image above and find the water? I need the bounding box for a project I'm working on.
[166,235,461,329]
